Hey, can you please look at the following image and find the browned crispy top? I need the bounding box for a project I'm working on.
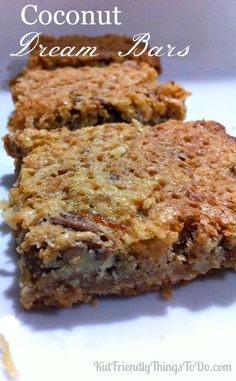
[3,120,236,261]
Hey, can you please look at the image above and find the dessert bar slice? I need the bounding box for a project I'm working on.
[27,33,162,73]
[3,120,236,309]
[9,61,189,131]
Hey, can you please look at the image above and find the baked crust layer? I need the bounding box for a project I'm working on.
[3,120,236,308]
[9,61,189,131]
[27,34,162,73]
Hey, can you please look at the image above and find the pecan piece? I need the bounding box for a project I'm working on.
[50,213,99,233]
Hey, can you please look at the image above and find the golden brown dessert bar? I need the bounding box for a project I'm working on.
[27,34,162,73]
[3,120,236,309]
[9,61,189,131]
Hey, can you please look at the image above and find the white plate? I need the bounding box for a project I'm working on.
[0,57,236,381]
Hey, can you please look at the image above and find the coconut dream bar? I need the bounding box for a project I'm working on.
[3,120,236,309]
[9,61,189,131]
